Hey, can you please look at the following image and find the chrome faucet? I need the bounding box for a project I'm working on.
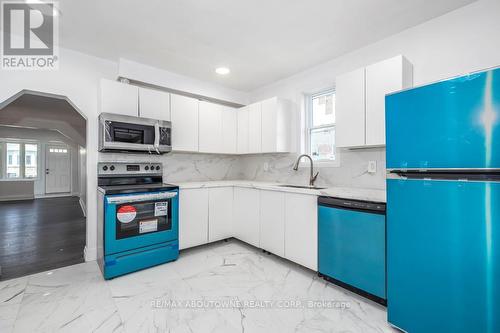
[292,154,319,187]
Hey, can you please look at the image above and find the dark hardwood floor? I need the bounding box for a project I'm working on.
[0,196,86,280]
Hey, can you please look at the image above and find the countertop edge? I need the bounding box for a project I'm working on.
[169,180,386,203]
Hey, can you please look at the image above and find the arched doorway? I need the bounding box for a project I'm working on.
[0,91,87,280]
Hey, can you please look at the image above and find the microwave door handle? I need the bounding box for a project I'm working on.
[154,122,160,153]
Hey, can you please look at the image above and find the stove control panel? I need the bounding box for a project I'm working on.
[98,162,162,175]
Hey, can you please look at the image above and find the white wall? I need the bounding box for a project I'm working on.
[79,146,87,214]
[246,0,500,189]
[0,181,34,201]
[0,47,116,261]
[119,59,249,105]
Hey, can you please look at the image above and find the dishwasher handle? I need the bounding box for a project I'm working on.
[318,196,386,214]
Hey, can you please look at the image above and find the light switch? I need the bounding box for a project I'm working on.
[368,161,377,174]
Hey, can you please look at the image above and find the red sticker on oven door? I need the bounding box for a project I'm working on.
[117,205,137,223]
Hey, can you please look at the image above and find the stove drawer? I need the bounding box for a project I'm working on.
[102,241,178,279]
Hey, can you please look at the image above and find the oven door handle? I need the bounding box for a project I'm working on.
[106,192,177,204]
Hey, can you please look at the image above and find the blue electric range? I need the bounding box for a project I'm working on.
[97,162,179,279]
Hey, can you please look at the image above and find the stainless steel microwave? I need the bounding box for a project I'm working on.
[98,113,171,154]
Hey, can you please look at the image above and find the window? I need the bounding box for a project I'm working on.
[49,148,67,153]
[1,141,39,179]
[25,144,38,178]
[306,89,336,162]
[6,143,20,178]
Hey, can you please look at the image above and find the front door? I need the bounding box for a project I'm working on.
[45,145,71,194]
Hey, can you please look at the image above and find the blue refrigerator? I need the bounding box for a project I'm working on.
[386,68,500,333]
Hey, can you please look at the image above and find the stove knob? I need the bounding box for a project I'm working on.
[102,165,108,171]
[145,166,149,170]
[156,166,160,171]
[110,165,115,171]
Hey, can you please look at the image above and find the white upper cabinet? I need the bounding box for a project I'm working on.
[100,79,139,117]
[138,87,170,121]
[221,106,237,154]
[260,190,285,257]
[237,107,250,154]
[199,101,223,153]
[336,68,366,148]
[199,102,237,154]
[171,94,199,152]
[335,55,412,148]
[100,79,291,155]
[248,102,262,154]
[179,188,209,250]
[261,97,292,153]
[365,55,413,146]
[284,193,318,271]
[208,187,234,242]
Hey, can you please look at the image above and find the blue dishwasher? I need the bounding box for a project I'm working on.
[318,196,386,304]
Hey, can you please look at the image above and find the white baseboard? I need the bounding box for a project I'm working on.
[84,246,97,262]
[79,197,87,217]
[35,193,74,199]
[0,195,34,201]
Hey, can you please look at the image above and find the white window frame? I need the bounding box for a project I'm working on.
[303,88,340,167]
[0,139,40,181]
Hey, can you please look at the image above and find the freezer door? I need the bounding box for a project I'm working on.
[386,67,500,169]
[387,179,499,333]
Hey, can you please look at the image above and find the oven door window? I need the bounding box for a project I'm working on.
[115,200,172,239]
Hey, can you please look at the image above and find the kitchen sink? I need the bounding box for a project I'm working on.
[278,184,327,190]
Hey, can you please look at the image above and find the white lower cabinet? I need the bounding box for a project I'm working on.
[233,187,260,247]
[179,188,209,250]
[208,187,233,242]
[284,193,318,271]
[259,190,285,257]
[179,186,318,272]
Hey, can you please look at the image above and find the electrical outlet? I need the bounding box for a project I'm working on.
[368,161,377,174]
[263,162,269,172]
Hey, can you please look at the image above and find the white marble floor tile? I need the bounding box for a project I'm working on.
[12,262,121,333]
[0,276,28,333]
[4,240,398,333]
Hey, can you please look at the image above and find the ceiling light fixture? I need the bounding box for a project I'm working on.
[215,67,230,75]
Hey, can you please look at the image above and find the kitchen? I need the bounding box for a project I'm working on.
[0,0,499,332]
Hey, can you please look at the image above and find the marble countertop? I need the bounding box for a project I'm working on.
[170,180,386,203]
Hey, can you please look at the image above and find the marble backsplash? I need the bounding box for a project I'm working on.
[98,151,241,183]
[99,148,386,190]
[236,148,386,190]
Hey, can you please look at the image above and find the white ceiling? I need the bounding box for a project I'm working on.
[58,0,476,91]
[0,93,86,146]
